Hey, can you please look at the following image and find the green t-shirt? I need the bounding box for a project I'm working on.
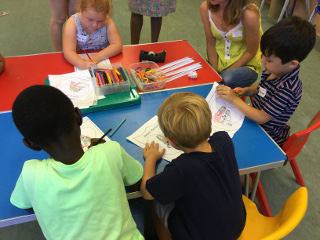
[11,141,144,240]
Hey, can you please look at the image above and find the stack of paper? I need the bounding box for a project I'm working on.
[48,70,97,109]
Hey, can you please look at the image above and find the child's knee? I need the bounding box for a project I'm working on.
[220,72,236,88]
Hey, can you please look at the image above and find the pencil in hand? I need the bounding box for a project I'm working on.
[82,48,94,63]
[93,128,112,146]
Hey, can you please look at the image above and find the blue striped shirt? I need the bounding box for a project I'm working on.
[252,65,302,146]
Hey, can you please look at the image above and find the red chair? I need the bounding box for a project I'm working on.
[252,110,320,216]
[282,110,320,186]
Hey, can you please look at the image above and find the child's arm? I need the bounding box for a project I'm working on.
[127,178,142,192]
[88,17,123,64]
[217,85,272,124]
[226,6,261,70]
[200,2,218,72]
[63,17,97,70]
[140,141,165,200]
[242,85,258,97]
[0,53,5,75]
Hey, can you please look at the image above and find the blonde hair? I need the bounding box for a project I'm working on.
[207,0,258,25]
[157,92,212,148]
[78,0,113,16]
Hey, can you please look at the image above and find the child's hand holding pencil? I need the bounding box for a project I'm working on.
[82,48,102,65]
[88,138,106,148]
[82,60,97,70]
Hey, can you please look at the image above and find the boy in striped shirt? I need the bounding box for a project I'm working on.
[217,16,316,146]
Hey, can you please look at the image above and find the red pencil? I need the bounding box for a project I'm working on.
[82,48,93,63]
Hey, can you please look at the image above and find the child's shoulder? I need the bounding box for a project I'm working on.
[243,4,260,23]
[19,159,50,180]
[209,131,233,147]
[92,141,120,152]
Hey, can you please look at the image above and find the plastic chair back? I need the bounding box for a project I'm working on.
[238,187,308,240]
[282,110,320,160]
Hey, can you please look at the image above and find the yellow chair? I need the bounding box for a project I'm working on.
[238,187,308,240]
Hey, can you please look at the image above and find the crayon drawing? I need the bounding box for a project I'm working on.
[58,77,91,100]
[127,116,183,162]
[206,82,244,137]
[48,70,96,109]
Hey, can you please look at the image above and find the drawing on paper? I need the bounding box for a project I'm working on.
[70,81,87,93]
[80,117,110,151]
[213,106,233,126]
[127,116,182,162]
[58,77,91,100]
[206,82,244,137]
[81,135,92,150]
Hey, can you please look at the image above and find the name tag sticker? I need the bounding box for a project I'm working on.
[77,34,89,42]
[258,87,267,98]
[233,31,242,37]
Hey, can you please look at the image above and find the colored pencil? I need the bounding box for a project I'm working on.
[113,69,120,83]
[82,48,93,63]
[106,72,112,84]
[119,67,127,81]
[97,72,103,86]
[110,118,126,137]
[110,70,117,83]
[93,128,112,146]
[106,69,114,83]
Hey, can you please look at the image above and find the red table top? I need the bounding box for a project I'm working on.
[0,40,221,112]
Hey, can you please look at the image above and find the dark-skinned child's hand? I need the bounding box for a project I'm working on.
[88,138,106,149]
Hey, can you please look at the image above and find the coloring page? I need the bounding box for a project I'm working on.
[80,116,110,151]
[75,53,112,72]
[127,116,183,162]
[48,70,96,109]
[206,82,244,137]
[49,70,93,101]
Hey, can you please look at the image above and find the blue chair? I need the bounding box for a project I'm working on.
[309,0,320,23]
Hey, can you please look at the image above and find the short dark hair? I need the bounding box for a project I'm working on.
[261,16,316,64]
[12,85,75,147]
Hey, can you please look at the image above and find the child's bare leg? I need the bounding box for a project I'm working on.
[131,13,143,44]
[152,205,171,240]
[151,17,162,42]
[49,0,68,52]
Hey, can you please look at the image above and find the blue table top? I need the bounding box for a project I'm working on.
[0,83,286,221]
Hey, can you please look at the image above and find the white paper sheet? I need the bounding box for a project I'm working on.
[127,116,183,162]
[48,70,96,109]
[74,53,112,72]
[127,83,244,162]
[206,82,244,137]
[80,116,110,151]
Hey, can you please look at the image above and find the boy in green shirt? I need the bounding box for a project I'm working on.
[10,85,144,240]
